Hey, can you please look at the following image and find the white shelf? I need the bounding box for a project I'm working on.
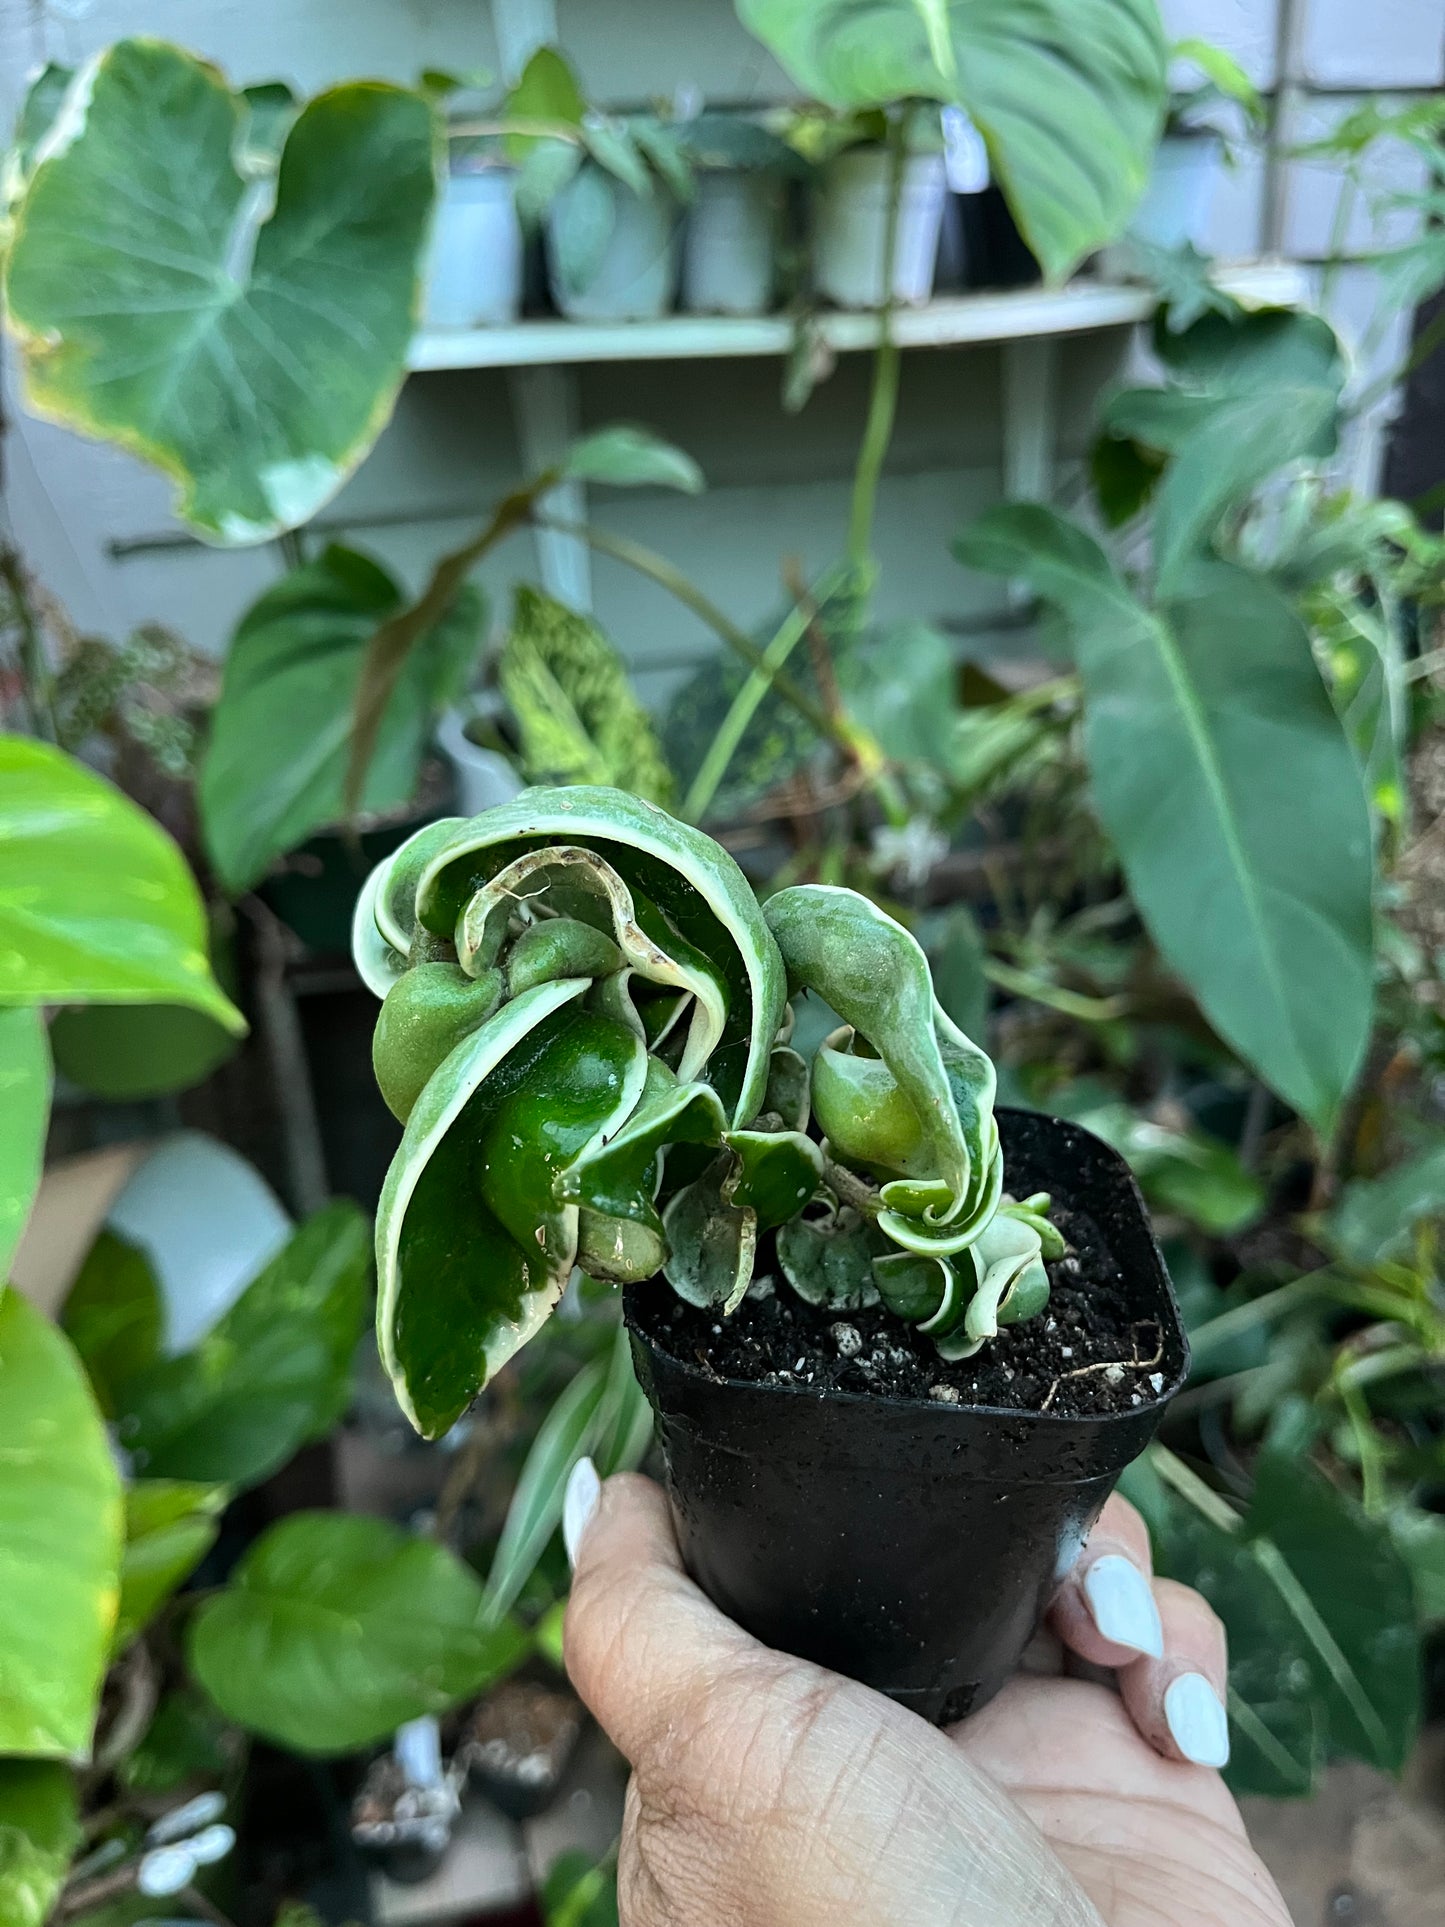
[408,262,1310,373]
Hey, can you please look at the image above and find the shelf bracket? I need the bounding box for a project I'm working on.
[508,364,593,611]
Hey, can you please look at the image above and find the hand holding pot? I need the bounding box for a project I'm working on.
[564,1470,1291,1927]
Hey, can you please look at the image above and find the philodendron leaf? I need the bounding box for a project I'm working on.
[0,1007,49,1282]
[5,42,437,542]
[115,1201,371,1488]
[199,547,484,894]
[956,510,1373,1134]
[114,1480,227,1651]
[188,1511,530,1754]
[736,0,1166,277]
[0,737,242,1030]
[0,1290,123,1759]
[0,1761,79,1927]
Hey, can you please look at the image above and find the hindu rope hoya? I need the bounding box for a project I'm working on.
[353,786,1061,1437]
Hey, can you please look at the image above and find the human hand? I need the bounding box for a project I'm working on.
[562,1468,1290,1927]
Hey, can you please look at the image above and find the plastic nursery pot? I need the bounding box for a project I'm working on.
[681,168,783,315]
[435,704,524,817]
[458,1676,584,1822]
[1100,132,1224,273]
[422,158,524,330]
[625,1108,1189,1726]
[546,171,680,322]
[812,147,947,309]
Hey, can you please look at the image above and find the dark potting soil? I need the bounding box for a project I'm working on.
[643,1204,1168,1420]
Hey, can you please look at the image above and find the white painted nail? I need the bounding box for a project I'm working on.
[1082,1554,1164,1657]
[1164,1673,1231,1768]
[563,1455,601,1569]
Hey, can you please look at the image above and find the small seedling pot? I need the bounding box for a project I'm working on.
[1101,131,1224,271]
[681,168,783,315]
[421,159,524,330]
[812,147,947,308]
[626,1109,1188,1725]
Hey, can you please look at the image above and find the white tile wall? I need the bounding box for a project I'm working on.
[1289,0,1443,91]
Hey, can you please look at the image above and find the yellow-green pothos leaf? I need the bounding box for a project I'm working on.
[114,1480,227,1651]
[5,41,438,543]
[0,1291,123,1759]
[0,1007,50,1282]
[0,737,242,1031]
[0,1761,79,1927]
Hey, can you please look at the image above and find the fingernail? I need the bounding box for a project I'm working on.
[1082,1554,1164,1657]
[563,1455,601,1569]
[1164,1673,1231,1768]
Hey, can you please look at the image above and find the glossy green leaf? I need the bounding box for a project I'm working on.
[500,586,675,805]
[0,1007,49,1282]
[114,1480,227,1650]
[557,1070,728,1267]
[560,427,704,494]
[199,546,483,894]
[119,1689,233,1794]
[115,1201,370,1488]
[735,0,1166,277]
[60,1229,164,1419]
[372,962,505,1123]
[0,1290,123,1758]
[957,510,1373,1133]
[5,42,437,542]
[724,1128,824,1230]
[0,1761,79,1927]
[0,737,241,1029]
[188,1511,529,1754]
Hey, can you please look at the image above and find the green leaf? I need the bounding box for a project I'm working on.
[0,1761,79,1927]
[778,1206,881,1311]
[114,1480,226,1651]
[561,427,704,494]
[0,1007,49,1282]
[199,546,484,894]
[500,586,675,806]
[0,1290,123,1758]
[505,45,585,160]
[542,1849,620,1927]
[119,1689,232,1794]
[60,1230,164,1419]
[5,42,438,542]
[835,620,958,768]
[724,1128,824,1230]
[662,1157,757,1310]
[0,737,242,1030]
[549,164,618,296]
[1329,1143,1445,1266]
[735,0,1167,278]
[923,907,989,1044]
[7,64,74,189]
[956,510,1374,1133]
[115,1201,370,1488]
[188,1511,529,1753]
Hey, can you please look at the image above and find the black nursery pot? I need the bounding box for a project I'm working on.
[625,1109,1188,1726]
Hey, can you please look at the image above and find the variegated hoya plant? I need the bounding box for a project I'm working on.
[354,787,1061,1437]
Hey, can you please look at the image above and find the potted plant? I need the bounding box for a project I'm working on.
[1112,39,1264,262]
[793,104,948,309]
[421,133,525,331]
[677,112,798,316]
[352,786,1187,1722]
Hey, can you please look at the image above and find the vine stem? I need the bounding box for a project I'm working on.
[847,114,908,570]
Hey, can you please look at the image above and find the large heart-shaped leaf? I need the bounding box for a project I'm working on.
[735,0,1167,276]
[0,1762,78,1927]
[5,41,438,543]
[0,1290,123,1759]
[188,1510,529,1754]
[956,510,1373,1133]
[199,546,484,894]
[0,1007,49,1281]
[0,738,242,1029]
[114,1201,370,1488]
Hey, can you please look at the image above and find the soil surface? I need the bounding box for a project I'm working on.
[645,1203,1168,1419]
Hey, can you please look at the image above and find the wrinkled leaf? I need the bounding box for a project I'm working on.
[662,1157,756,1310]
[0,1007,49,1282]
[190,1511,530,1753]
[0,1761,78,1927]
[778,1206,881,1311]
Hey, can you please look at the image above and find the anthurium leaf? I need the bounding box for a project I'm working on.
[5,42,438,542]
[1245,1451,1420,1774]
[1329,1142,1445,1266]
[199,547,484,894]
[560,427,704,494]
[377,981,646,1437]
[662,1159,756,1310]
[188,1511,529,1754]
[778,1205,881,1311]
[114,1200,370,1488]
[0,1761,79,1927]
[0,1290,123,1758]
[500,587,675,806]
[956,510,1374,1134]
[114,1480,227,1651]
[60,1229,164,1419]
[412,787,787,1125]
[835,620,957,768]
[0,737,242,1030]
[735,0,1166,278]
[0,1007,49,1282]
[724,1129,824,1230]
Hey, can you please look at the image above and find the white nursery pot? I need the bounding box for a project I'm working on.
[813,148,947,308]
[422,163,524,330]
[547,174,680,322]
[436,707,524,817]
[1126,133,1225,252]
[681,169,782,315]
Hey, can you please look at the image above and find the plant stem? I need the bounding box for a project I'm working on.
[1149,1442,1242,1534]
[980,957,1130,1024]
[1188,1271,1330,1360]
[846,117,907,570]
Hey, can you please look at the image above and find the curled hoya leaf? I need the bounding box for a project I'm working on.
[372,962,504,1122]
[505,916,625,997]
[662,1157,756,1313]
[723,1128,824,1231]
[963,1211,1052,1346]
[812,1028,925,1177]
[777,1203,881,1311]
[763,1044,810,1134]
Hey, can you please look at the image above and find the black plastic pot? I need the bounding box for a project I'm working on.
[626,1109,1188,1725]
